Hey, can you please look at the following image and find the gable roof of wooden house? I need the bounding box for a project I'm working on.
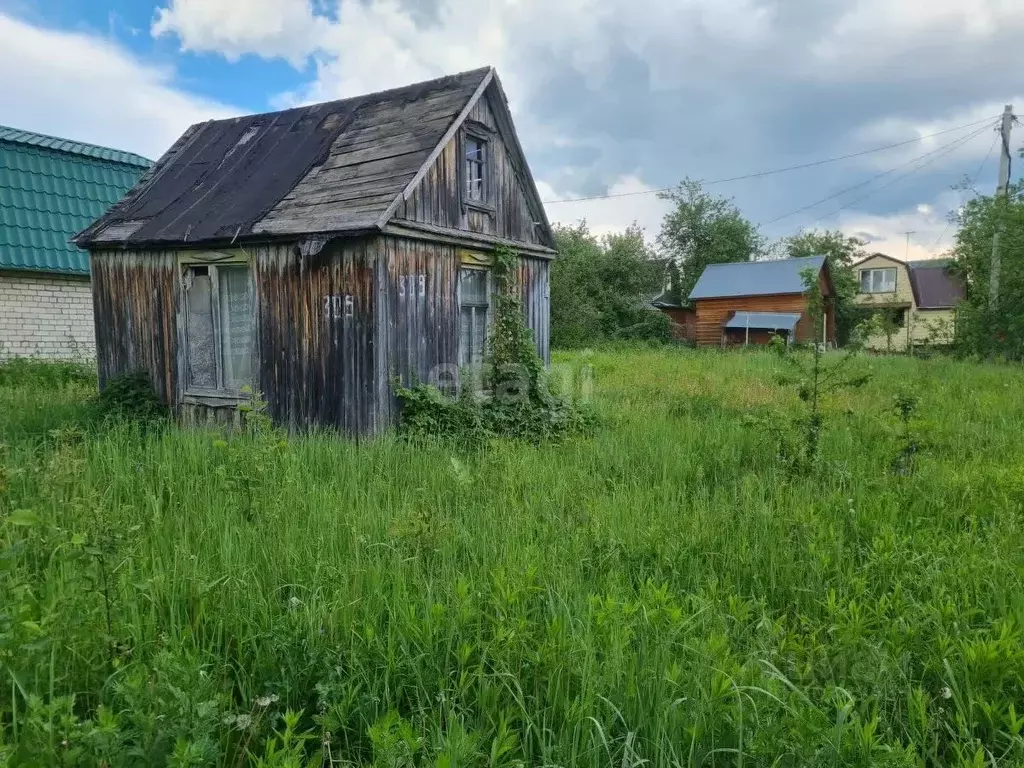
[75,67,554,252]
[688,255,827,301]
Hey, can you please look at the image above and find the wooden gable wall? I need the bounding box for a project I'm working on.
[394,88,545,247]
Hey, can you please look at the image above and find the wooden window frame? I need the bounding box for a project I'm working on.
[179,254,259,405]
[457,265,492,368]
[859,267,898,295]
[461,127,495,214]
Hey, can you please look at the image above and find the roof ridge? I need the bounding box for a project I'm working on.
[0,124,153,168]
[193,66,496,130]
[706,254,824,268]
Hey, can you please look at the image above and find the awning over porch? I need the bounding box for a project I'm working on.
[724,312,802,332]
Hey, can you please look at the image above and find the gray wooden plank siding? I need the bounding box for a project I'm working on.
[517,255,551,365]
[254,241,376,435]
[372,235,459,429]
[90,249,180,403]
[395,89,544,246]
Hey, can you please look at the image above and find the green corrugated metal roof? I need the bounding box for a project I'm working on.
[0,126,151,168]
[0,125,152,275]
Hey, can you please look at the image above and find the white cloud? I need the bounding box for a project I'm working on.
[151,0,328,67]
[837,200,958,260]
[0,12,237,160]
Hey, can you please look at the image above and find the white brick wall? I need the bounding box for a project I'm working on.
[0,272,96,361]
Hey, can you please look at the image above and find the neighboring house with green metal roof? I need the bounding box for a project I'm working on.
[0,125,151,360]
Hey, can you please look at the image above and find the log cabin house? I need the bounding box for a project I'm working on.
[687,256,836,347]
[74,67,555,435]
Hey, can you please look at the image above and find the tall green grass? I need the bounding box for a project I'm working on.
[2,351,1023,766]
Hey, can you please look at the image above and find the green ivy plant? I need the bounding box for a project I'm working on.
[396,245,597,444]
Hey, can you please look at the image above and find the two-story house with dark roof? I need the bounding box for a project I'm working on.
[852,253,965,351]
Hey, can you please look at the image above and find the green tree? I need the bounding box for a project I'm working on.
[780,229,866,345]
[951,179,1024,359]
[657,179,763,300]
[550,221,671,348]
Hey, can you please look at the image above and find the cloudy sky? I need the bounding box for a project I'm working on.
[2,0,1020,260]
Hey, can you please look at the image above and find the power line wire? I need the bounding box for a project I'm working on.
[760,122,995,226]
[807,125,994,226]
[929,130,1000,251]
[541,114,1001,204]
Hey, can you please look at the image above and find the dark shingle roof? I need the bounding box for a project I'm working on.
[77,68,496,247]
[0,127,152,274]
[908,260,965,309]
[688,256,826,300]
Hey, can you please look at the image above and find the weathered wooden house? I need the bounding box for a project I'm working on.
[687,256,836,347]
[75,67,555,434]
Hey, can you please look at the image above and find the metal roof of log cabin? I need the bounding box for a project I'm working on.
[688,255,826,300]
[76,67,553,250]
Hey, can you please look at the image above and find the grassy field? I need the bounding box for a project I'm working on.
[2,349,1024,766]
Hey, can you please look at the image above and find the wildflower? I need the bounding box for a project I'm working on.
[288,596,302,610]
[940,687,952,700]
[255,693,280,708]
[235,714,253,730]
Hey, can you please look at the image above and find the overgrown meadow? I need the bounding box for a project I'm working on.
[2,349,1024,766]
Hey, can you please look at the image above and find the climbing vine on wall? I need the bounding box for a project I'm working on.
[396,245,596,444]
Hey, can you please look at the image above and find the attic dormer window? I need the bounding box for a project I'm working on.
[465,136,487,202]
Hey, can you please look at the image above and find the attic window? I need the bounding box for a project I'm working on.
[859,267,897,294]
[465,136,487,203]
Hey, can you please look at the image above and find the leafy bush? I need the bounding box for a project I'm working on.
[952,180,1024,359]
[551,222,672,347]
[93,370,168,425]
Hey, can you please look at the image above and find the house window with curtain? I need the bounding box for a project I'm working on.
[183,263,257,395]
[859,267,897,294]
[459,267,489,366]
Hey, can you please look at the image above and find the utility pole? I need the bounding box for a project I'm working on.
[990,104,1014,305]
[902,231,916,260]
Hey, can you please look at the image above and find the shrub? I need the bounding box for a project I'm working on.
[93,370,168,425]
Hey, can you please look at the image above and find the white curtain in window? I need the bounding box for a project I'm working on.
[218,266,256,390]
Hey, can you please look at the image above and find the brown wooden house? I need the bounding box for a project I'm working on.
[687,256,836,347]
[650,293,696,342]
[74,67,555,434]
